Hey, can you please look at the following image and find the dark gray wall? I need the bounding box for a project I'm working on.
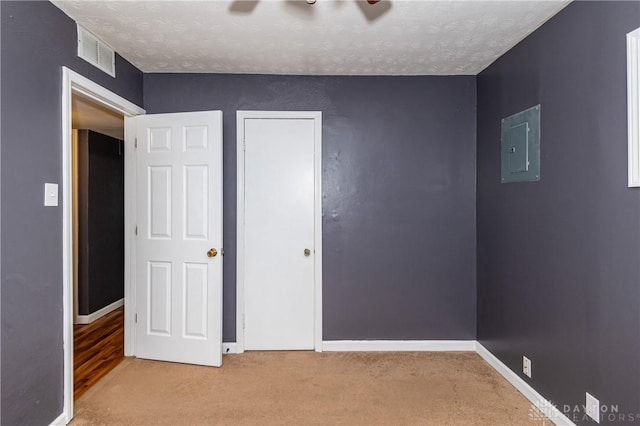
[77,130,125,315]
[1,2,143,425]
[477,2,640,424]
[144,74,477,342]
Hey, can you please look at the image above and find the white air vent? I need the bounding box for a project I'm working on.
[77,24,115,77]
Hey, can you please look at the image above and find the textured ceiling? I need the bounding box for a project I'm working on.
[52,0,570,75]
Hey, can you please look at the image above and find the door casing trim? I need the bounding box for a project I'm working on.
[61,67,145,423]
[235,111,323,353]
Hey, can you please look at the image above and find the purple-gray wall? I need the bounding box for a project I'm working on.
[143,74,478,343]
[0,2,143,424]
[477,2,640,424]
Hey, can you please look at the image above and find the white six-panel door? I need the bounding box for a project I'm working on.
[242,116,318,350]
[131,111,223,366]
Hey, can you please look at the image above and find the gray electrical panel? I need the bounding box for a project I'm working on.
[501,105,540,183]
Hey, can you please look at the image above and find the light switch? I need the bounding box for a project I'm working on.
[44,183,59,206]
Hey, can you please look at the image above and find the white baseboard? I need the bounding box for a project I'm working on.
[49,412,67,426]
[322,340,476,352]
[475,342,576,426]
[222,342,238,354]
[74,298,124,325]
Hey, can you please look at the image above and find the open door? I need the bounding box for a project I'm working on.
[126,111,223,366]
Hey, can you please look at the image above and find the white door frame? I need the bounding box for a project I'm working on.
[61,67,145,423]
[236,111,323,353]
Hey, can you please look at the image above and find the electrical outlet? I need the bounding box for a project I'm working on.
[586,392,600,423]
[522,356,532,378]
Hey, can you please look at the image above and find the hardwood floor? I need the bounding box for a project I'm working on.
[74,307,124,400]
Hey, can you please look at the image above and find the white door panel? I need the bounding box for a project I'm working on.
[131,110,222,366]
[244,118,316,350]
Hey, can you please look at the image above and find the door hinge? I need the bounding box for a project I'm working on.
[135,313,138,323]
[134,226,138,236]
[134,138,138,149]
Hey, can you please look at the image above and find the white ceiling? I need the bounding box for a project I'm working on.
[72,95,124,139]
[52,0,570,75]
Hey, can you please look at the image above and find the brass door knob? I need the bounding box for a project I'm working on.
[207,248,218,258]
[304,248,311,256]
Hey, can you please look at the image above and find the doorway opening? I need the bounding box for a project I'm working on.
[62,67,145,423]
[71,95,125,399]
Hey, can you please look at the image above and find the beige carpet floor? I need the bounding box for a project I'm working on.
[72,351,551,425]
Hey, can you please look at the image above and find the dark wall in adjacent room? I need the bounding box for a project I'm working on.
[0,2,143,424]
[77,130,125,316]
[476,1,640,423]
[144,74,478,343]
